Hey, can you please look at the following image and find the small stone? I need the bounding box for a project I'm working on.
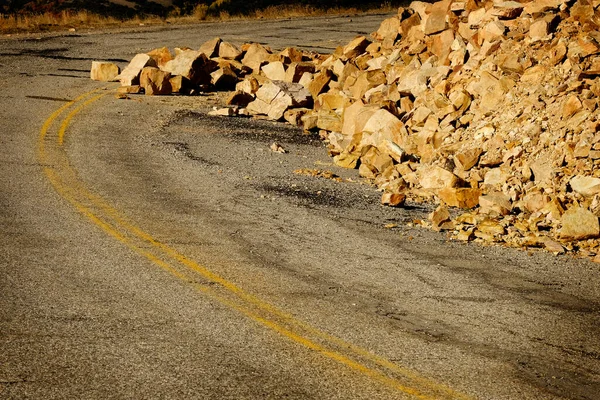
[381,192,406,207]
[270,142,286,153]
[208,107,236,116]
[116,85,142,94]
[429,205,451,231]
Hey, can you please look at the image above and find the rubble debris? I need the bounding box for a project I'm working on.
[96,0,600,259]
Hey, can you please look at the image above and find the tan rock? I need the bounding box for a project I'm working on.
[563,95,583,119]
[117,53,157,86]
[560,207,600,240]
[90,61,119,82]
[219,41,242,59]
[419,165,460,190]
[169,75,190,94]
[479,192,511,216]
[381,192,406,207]
[522,193,550,213]
[255,81,282,104]
[317,109,342,132]
[140,67,172,95]
[376,17,400,42]
[523,0,562,15]
[261,61,286,81]
[529,19,550,40]
[211,66,238,90]
[208,107,236,117]
[199,37,222,58]
[246,98,271,115]
[542,237,565,254]
[284,108,310,126]
[116,85,141,94]
[236,76,260,94]
[438,188,481,209]
[424,1,449,35]
[268,92,294,121]
[285,62,315,83]
[343,36,370,59]
[454,148,481,171]
[279,47,304,63]
[147,47,172,69]
[241,43,271,72]
[308,70,333,99]
[476,220,505,236]
[429,205,452,231]
[570,176,600,197]
[491,1,524,19]
[334,152,360,169]
[163,50,215,85]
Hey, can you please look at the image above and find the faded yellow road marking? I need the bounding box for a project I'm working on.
[39,88,473,400]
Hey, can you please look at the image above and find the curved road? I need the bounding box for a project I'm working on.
[1,15,599,399]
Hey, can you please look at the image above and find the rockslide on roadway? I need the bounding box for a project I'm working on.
[0,15,599,399]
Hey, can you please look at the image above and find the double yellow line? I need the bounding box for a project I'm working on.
[38,87,473,400]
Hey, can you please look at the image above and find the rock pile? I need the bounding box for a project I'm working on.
[94,0,600,259]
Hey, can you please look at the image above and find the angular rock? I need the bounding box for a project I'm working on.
[262,61,286,81]
[242,43,271,72]
[560,207,600,240]
[381,192,406,207]
[424,1,449,35]
[479,192,511,216]
[90,61,119,82]
[147,47,172,69]
[140,67,172,95]
[163,50,215,85]
[117,53,157,86]
[199,37,222,58]
[343,36,370,59]
[285,62,315,83]
[219,41,242,59]
[211,66,238,90]
[570,176,600,197]
[438,188,481,209]
[308,70,333,99]
[419,165,460,191]
[429,205,452,231]
[236,76,260,94]
[280,47,304,63]
[376,17,400,42]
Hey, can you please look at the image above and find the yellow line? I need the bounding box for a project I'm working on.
[57,93,108,146]
[38,90,473,400]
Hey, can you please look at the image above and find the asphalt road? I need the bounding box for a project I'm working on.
[1,15,599,400]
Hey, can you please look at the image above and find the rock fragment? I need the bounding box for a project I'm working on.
[90,61,119,82]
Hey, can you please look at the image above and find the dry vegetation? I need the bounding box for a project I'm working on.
[0,3,397,34]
